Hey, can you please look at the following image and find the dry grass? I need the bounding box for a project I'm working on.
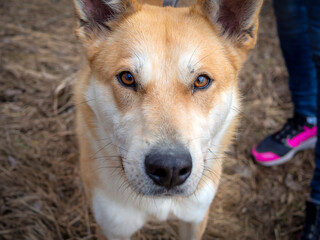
[0,0,315,239]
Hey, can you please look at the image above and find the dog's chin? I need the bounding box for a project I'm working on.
[125,175,201,198]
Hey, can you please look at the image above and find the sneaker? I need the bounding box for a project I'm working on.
[300,201,320,240]
[251,113,317,166]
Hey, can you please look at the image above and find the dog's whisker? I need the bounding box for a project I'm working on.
[97,166,122,170]
[193,53,213,67]
[95,156,128,161]
[90,141,113,159]
[204,168,219,179]
[197,169,216,191]
[117,174,129,194]
[97,137,112,141]
[187,42,203,70]
[127,186,138,204]
[118,177,130,194]
[187,136,210,144]
[74,98,96,106]
[95,155,123,159]
[204,156,220,162]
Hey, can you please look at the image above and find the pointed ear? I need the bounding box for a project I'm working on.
[73,0,139,55]
[193,0,263,49]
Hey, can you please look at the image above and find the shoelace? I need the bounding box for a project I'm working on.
[273,117,306,144]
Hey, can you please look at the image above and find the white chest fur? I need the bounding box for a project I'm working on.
[92,181,216,239]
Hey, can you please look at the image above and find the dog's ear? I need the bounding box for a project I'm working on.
[193,0,263,49]
[73,0,139,56]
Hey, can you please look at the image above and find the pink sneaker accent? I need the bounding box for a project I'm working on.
[251,146,281,162]
[286,126,317,148]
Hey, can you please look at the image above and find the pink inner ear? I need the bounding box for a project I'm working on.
[84,0,116,23]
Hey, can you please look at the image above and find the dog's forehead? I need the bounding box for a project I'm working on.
[128,46,202,85]
[112,6,228,85]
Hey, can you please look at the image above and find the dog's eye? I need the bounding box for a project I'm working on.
[194,75,212,90]
[117,71,136,88]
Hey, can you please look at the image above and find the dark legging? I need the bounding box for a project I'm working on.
[273,0,320,200]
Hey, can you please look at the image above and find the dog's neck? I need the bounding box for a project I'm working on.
[138,0,178,7]
[162,0,179,7]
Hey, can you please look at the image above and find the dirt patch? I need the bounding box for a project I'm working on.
[0,0,315,239]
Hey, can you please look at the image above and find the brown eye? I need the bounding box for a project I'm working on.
[117,71,136,88]
[194,75,212,90]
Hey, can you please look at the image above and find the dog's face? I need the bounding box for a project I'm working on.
[74,0,261,196]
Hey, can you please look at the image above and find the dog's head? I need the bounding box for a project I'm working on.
[74,0,262,197]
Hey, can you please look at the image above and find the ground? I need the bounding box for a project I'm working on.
[0,0,316,239]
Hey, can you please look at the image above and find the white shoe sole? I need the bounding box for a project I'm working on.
[256,137,317,167]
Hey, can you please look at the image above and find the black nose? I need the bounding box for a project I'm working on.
[145,145,192,189]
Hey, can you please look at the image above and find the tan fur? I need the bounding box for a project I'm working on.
[73,0,262,239]
[139,0,162,6]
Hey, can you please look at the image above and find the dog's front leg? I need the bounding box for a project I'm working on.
[179,209,209,240]
[96,226,130,240]
[94,209,144,240]
[92,189,146,240]
[96,226,109,240]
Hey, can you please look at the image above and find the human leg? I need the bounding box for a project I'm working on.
[251,0,318,166]
[274,0,317,117]
[300,1,320,239]
[307,0,320,203]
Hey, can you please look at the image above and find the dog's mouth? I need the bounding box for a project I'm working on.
[149,185,195,196]
[119,156,125,171]
[129,181,198,197]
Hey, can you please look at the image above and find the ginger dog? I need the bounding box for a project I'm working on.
[73,0,262,239]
